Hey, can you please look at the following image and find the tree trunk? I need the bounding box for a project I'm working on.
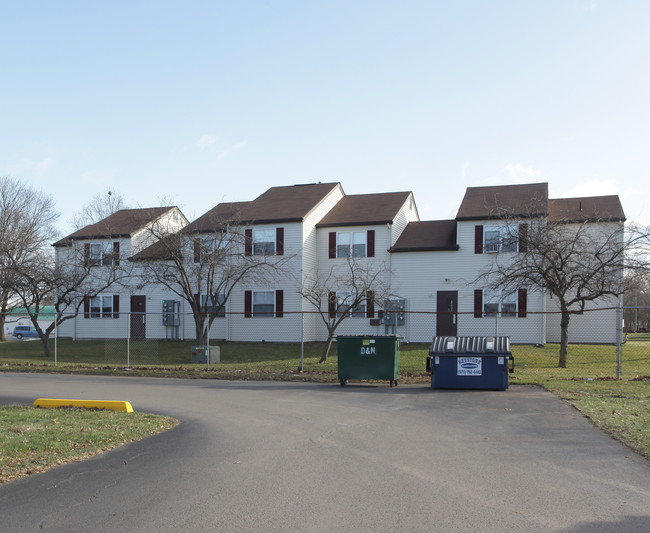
[0,296,7,342]
[319,333,335,363]
[558,307,570,368]
[42,337,51,358]
[194,314,207,345]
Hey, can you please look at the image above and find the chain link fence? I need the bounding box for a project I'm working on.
[2,307,649,380]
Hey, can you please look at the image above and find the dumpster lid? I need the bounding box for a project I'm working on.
[429,336,510,354]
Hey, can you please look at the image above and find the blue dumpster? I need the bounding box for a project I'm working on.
[428,336,513,390]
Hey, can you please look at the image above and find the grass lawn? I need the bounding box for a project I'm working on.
[1,336,649,463]
[0,405,178,483]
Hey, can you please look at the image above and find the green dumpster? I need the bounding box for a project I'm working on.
[337,335,401,387]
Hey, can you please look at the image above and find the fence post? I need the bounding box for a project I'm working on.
[300,311,304,372]
[206,320,210,371]
[616,303,622,379]
[126,311,131,370]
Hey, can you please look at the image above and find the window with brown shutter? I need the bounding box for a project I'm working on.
[518,288,527,318]
[367,230,375,258]
[474,290,483,318]
[328,232,336,258]
[474,226,483,254]
[276,228,284,255]
[275,290,284,317]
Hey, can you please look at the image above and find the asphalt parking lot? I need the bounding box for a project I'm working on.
[1,373,649,532]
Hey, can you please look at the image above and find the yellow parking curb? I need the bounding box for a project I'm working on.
[33,398,134,413]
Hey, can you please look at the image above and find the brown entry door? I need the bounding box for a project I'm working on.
[130,296,146,340]
[436,291,458,337]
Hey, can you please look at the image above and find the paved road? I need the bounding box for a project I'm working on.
[1,373,649,532]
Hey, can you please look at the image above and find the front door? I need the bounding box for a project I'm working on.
[436,291,458,337]
[130,295,146,340]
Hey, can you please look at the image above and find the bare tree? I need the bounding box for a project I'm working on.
[477,215,650,367]
[0,177,59,341]
[623,270,650,332]
[133,208,292,345]
[299,256,392,363]
[71,188,129,230]
[9,238,132,356]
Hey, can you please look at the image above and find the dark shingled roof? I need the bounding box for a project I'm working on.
[233,183,342,224]
[54,207,179,247]
[390,220,459,253]
[184,201,251,234]
[548,196,625,223]
[456,183,549,220]
[130,233,180,261]
[316,192,413,227]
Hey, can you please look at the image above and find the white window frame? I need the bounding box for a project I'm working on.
[336,231,367,258]
[89,242,114,266]
[253,228,275,256]
[90,295,114,318]
[484,225,518,254]
[200,293,226,317]
[252,290,275,317]
[483,289,517,317]
[336,291,367,317]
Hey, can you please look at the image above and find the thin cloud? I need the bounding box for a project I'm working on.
[197,134,218,151]
[504,163,543,183]
[5,156,55,178]
[217,141,248,161]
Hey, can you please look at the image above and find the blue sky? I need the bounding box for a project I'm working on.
[2,1,649,235]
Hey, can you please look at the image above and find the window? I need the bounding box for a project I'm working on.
[483,290,517,317]
[475,224,526,254]
[328,291,373,318]
[86,242,119,266]
[85,294,119,319]
[194,236,216,263]
[329,230,375,258]
[253,229,275,256]
[484,225,518,253]
[474,289,527,318]
[244,290,284,318]
[245,228,284,256]
[200,293,226,317]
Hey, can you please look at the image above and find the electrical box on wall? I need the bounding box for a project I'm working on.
[382,298,406,325]
[162,300,180,326]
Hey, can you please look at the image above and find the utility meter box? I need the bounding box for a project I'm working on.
[162,300,180,326]
[382,298,406,325]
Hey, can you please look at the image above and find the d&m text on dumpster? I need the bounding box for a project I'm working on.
[360,339,376,355]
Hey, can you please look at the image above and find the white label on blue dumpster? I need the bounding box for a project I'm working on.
[498,357,504,365]
[457,357,482,376]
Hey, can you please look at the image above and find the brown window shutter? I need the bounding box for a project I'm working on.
[83,296,90,318]
[276,227,284,255]
[518,288,528,318]
[113,295,119,319]
[328,291,336,318]
[328,232,336,259]
[84,243,90,266]
[194,294,200,312]
[194,240,201,263]
[474,290,483,318]
[518,223,528,253]
[366,290,375,318]
[474,226,483,254]
[113,242,120,266]
[244,290,252,317]
[245,229,253,256]
[367,230,375,258]
[275,290,284,317]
